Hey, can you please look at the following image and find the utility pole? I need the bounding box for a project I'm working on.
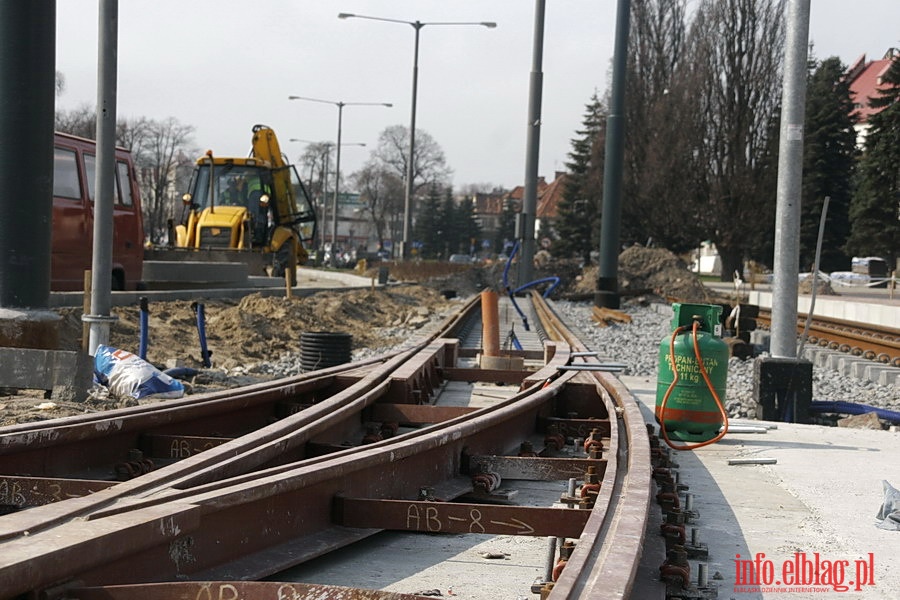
[595,0,631,309]
[756,0,813,424]
[516,0,546,288]
[86,0,120,355]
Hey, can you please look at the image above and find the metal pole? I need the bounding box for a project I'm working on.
[0,1,55,309]
[770,0,811,359]
[595,0,631,310]
[87,0,119,355]
[336,15,493,260]
[402,22,422,261]
[323,148,330,253]
[332,105,344,267]
[796,196,829,359]
[517,0,545,287]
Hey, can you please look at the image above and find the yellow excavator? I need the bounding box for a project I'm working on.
[170,124,317,285]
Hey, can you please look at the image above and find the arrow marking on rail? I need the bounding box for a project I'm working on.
[490,519,534,534]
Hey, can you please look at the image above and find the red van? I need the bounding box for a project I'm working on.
[52,132,144,291]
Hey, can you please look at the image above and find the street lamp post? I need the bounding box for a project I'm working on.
[290,138,367,258]
[288,96,391,266]
[338,13,496,260]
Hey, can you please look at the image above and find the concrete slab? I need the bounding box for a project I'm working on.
[837,355,872,377]
[141,260,249,289]
[878,370,900,388]
[864,365,900,388]
[0,347,92,401]
[621,374,900,599]
[746,290,899,330]
[49,267,380,308]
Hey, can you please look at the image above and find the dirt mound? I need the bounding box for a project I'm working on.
[57,286,453,370]
[798,276,839,296]
[565,246,712,302]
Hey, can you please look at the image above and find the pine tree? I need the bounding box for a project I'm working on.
[845,53,900,267]
[495,198,517,256]
[554,93,605,263]
[799,56,857,272]
[414,182,443,259]
[456,194,481,257]
[440,188,461,258]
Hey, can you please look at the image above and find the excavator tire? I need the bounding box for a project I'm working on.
[272,243,298,287]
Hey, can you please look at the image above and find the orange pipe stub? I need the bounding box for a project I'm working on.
[481,289,500,357]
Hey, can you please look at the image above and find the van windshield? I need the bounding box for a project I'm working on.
[192,164,270,210]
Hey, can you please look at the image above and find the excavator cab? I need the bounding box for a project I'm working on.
[174,126,317,285]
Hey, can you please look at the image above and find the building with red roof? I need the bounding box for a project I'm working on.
[846,48,898,144]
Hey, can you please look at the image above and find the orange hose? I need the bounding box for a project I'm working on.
[657,320,729,450]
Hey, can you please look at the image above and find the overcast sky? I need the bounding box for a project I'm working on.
[55,1,900,191]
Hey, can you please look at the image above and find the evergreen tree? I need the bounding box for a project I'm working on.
[415,182,443,259]
[456,193,482,256]
[555,93,605,263]
[846,53,900,267]
[496,198,517,256]
[440,188,461,258]
[799,56,857,273]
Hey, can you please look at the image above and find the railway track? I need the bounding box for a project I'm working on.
[0,292,655,599]
[756,309,900,367]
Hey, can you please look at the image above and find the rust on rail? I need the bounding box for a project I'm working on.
[0,292,653,599]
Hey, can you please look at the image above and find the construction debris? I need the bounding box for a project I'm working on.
[591,306,633,327]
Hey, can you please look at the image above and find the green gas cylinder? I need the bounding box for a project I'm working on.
[655,303,729,442]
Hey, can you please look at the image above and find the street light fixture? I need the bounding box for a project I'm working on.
[337,13,497,260]
[288,95,391,266]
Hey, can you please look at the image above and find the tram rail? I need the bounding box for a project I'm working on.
[756,309,900,366]
[0,292,653,600]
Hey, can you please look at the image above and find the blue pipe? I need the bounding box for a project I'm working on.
[501,240,562,331]
[511,334,523,351]
[810,401,900,424]
[513,276,562,298]
[501,241,529,330]
[191,302,212,368]
[138,297,149,360]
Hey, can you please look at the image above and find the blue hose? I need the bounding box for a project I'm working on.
[502,241,529,330]
[810,401,900,424]
[191,302,212,368]
[501,240,562,331]
[513,276,562,298]
[138,297,149,360]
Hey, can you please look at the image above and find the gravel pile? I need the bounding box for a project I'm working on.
[553,300,899,421]
[237,298,896,424]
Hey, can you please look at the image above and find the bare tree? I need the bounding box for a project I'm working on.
[55,104,97,139]
[55,107,196,243]
[129,118,195,243]
[620,0,705,253]
[688,0,785,278]
[351,125,451,249]
[351,161,405,251]
[372,125,451,195]
[297,142,333,207]
[458,182,502,195]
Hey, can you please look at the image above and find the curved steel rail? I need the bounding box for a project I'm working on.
[0,296,481,534]
[531,292,653,599]
[0,293,653,600]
